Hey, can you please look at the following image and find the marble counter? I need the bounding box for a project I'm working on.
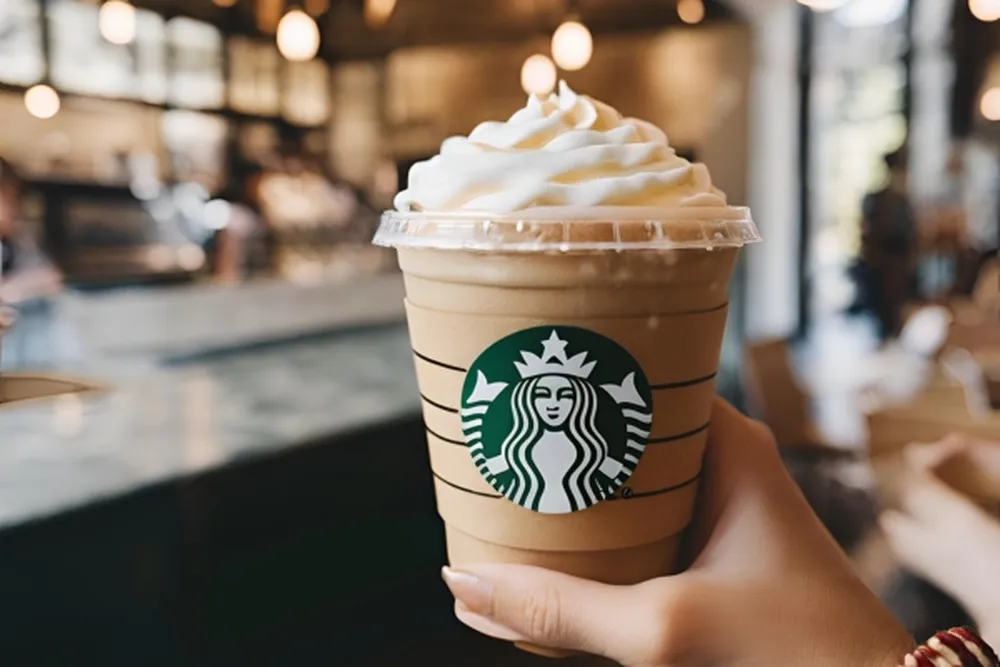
[0,276,420,530]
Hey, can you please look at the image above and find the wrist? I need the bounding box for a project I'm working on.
[869,634,917,667]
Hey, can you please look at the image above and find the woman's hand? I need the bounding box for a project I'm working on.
[881,436,1000,649]
[441,398,914,666]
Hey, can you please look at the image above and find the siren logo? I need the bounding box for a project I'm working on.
[460,327,653,514]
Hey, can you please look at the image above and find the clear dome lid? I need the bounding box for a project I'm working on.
[373,206,760,253]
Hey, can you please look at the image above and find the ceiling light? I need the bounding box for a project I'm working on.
[364,0,396,28]
[276,9,320,61]
[677,0,705,25]
[981,87,1000,120]
[551,20,593,71]
[99,0,136,45]
[520,54,557,96]
[24,85,61,120]
[970,0,1000,22]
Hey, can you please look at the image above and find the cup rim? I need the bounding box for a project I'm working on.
[373,206,760,252]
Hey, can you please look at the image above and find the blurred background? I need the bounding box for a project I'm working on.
[1,0,1000,664]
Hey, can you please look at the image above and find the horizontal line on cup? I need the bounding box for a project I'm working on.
[647,421,710,444]
[412,350,467,373]
[660,301,729,317]
[426,426,466,446]
[431,471,701,502]
[608,472,700,500]
[650,372,717,391]
[426,422,708,448]
[421,394,458,414]
[417,377,718,398]
[432,472,503,499]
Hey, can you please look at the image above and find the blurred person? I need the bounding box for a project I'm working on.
[211,164,266,284]
[939,139,1000,296]
[0,158,80,369]
[850,148,918,340]
[0,158,62,305]
[436,399,1000,666]
[920,145,968,296]
[881,436,1000,650]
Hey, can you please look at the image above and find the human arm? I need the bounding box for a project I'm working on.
[0,231,62,304]
[881,436,1000,650]
[442,399,916,667]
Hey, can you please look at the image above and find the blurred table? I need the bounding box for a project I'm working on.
[0,322,419,528]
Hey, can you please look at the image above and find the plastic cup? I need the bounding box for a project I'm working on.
[373,207,760,654]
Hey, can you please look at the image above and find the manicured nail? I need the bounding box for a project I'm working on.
[441,566,493,616]
[454,601,528,642]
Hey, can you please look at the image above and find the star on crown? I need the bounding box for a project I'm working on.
[514,330,596,379]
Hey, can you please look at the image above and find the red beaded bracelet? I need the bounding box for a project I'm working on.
[901,628,999,667]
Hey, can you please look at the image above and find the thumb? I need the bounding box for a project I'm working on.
[442,564,675,663]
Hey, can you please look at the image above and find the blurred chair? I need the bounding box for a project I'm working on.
[743,338,846,457]
[744,339,875,553]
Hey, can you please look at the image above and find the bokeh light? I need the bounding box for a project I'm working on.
[520,54,557,96]
[551,21,593,71]
[276,9,320,61]
[24,85,61,120]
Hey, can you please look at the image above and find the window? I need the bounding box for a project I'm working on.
[228,37,281,116]
[0,0,44,86]
[166,16,224,110]
[49,0,166,102]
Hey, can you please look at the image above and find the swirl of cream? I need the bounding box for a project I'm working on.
[393,81,727,213]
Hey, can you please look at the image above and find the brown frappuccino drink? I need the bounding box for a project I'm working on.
[374,82,760,652]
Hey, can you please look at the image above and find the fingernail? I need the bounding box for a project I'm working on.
[454,601,528,642]
[441,566,493,616]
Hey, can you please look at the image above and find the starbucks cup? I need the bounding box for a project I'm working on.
[374,208,759,632]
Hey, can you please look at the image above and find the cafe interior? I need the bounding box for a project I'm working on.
[2,0,1000,664]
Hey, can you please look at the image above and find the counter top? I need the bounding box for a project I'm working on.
[0,275,420,530]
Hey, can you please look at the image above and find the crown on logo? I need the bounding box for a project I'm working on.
[514,330,596,379]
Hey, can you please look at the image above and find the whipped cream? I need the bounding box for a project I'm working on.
[393,81,727,214]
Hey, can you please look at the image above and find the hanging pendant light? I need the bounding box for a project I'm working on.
[970,0,1000,22]
[364,0,396,28]
[521,54,557,96]
[99,0,136,45]
[551,20,592,71]
[981,88,1000,120]
[277,7,320,61]
[677,0,705,24]
[24,84,61,120]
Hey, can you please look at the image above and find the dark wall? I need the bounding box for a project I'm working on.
[950,0,999,139]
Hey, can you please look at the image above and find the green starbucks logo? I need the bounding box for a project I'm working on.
[461,326,653,514]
